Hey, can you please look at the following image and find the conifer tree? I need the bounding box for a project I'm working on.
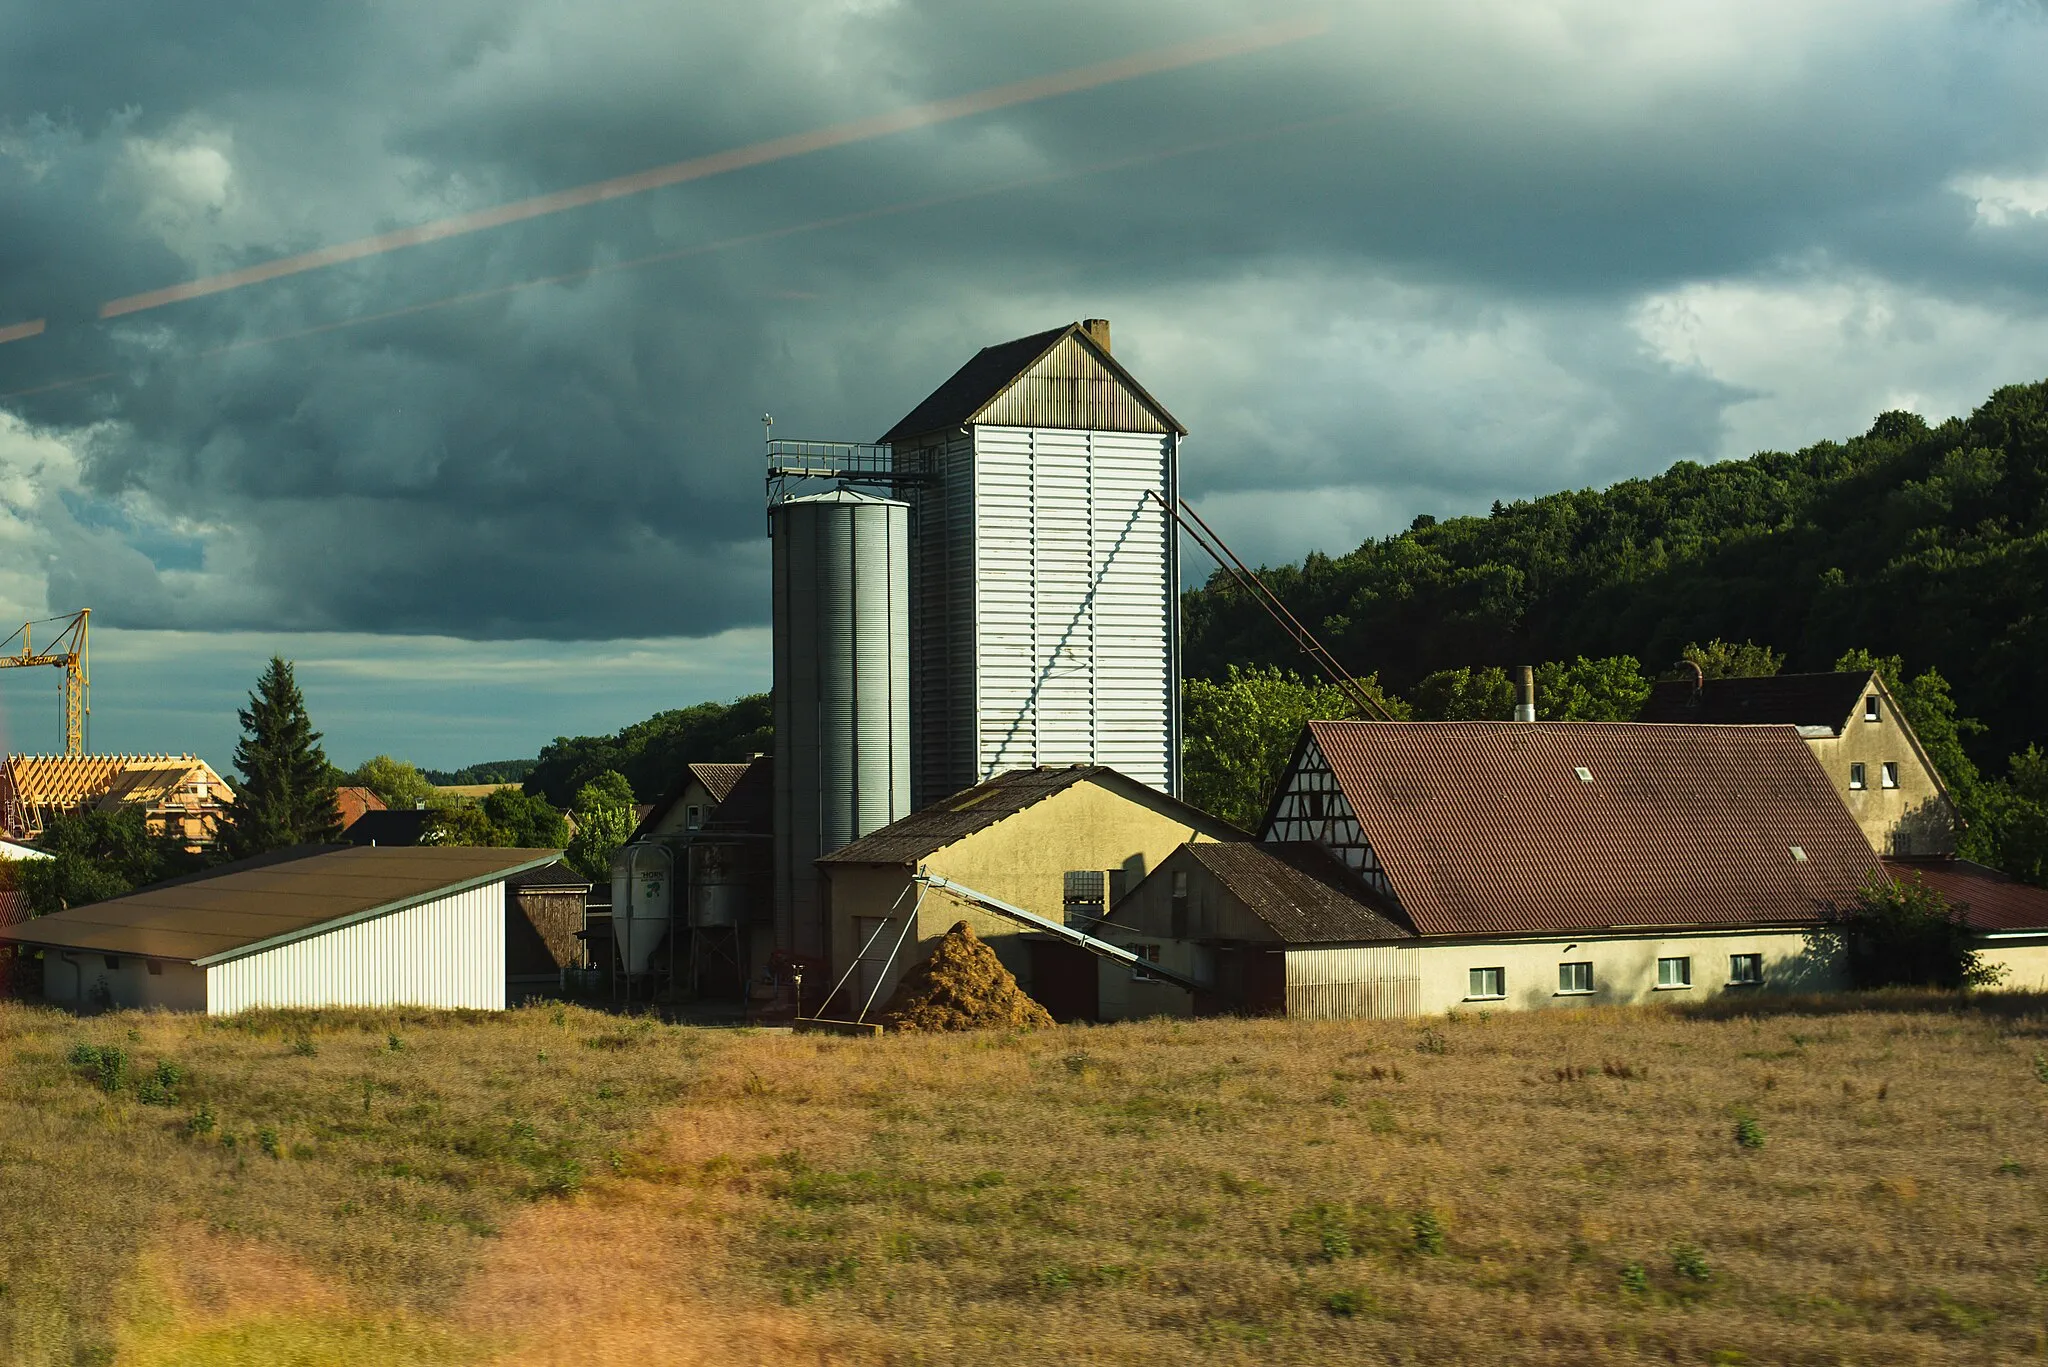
[222,657,340,858]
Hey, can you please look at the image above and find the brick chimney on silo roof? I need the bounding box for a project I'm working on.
[1081,318,1110,353]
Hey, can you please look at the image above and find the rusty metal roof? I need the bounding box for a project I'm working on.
[1883,857,2048,932]
[1639,672,1871,729]
[1185,841,1414,943]
[1304,720,1881,938]
[0,844,560,965]
[878,322,1186,444]
[820,765,1243,866]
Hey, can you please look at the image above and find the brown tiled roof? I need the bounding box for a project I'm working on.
[1186,841,1413,943]
[1304,720,1881,938]
[706,757,771,834]
[334,786,387,829]
[1883,857,2048,932]
[820,766,1242,866]
[688,762,752,804]
[0,845,561,964]
[1639,672,1870,728]
[628,757,771,844]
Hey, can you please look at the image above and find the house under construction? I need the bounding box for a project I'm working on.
[0,754,233,849]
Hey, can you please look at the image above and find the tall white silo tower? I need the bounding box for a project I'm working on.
[879,319,1186,808]
[770,488,911,963]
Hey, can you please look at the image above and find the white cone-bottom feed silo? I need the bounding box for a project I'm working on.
[771,488,911,964]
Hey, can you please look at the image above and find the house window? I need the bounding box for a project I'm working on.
[1865,695,1880,722]
[684,805,703,830]
[146,960,163,977]
[1656,956,1692,989]
[1130,943,1162,982]
[1730,953,1764,985]
[1882,762,1899,790]
[1849,763,1866,791]
[1468,967,1506,1000]
[1558,961,1594,994]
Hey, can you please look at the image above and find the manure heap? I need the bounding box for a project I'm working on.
[880,921,1055,1032]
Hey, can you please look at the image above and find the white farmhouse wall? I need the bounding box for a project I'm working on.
[1980,936,2048,990]
[205,881,506,1014]
[1406,929,1837,1014]
[1099,927,1841,1022]
[42,951,206,1012]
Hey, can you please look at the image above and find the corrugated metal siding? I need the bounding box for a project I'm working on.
[972,425,1174,792]
[204,882,505,1014]
[1284,945,1419,1020]
[972,333,1172,434]
[907,431,979,809]
[772,493,911,958]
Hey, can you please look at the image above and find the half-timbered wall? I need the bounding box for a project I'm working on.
[1263,739,1397,902]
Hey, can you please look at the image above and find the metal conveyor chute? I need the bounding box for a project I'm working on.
[915,872,1206,995]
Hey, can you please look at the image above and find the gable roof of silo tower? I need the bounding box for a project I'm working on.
[879,321,1187,444]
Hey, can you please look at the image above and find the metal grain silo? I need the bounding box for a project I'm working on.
[771,489,910,966]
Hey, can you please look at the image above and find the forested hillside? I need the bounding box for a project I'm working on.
[1183,380,2048,770]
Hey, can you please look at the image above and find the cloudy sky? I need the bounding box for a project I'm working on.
[3,0,2047,770]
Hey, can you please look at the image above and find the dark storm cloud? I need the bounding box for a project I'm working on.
[4,1,2048,639]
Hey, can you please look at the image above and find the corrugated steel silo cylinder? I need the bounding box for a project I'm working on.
[771,489,910,965]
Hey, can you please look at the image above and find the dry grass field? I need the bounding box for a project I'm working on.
[6,993,2048,1365]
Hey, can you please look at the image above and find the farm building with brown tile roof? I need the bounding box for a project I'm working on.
[1103,720,1897,1022]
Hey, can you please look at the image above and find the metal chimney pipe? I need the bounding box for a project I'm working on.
[1514,665,1536,722]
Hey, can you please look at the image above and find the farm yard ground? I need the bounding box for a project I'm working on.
[5,995,2048,1365]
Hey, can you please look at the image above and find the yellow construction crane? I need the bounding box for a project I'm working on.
[0,609,89,755]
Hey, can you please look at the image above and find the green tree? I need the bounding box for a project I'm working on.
[1409,666,1514,721]
[221,658,340,858]
[1182,666,1399,830]
[1679,639,1785,680]
[481,788,570,848]
[565,770,637,883]
[1970,747,2048,885]
[15,807,200,918]
[344,754,436,811]
[1535,656,1653,720]
[1810,874,2005,990]
[525,693,773,807]
[422,801,499,848]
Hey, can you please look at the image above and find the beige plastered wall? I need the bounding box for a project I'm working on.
[821,781,1230,1007]
[1979,937,2048,991]
[1099,927,1839,1022]
[40,950,207,1012]
[1806,700,1954,855]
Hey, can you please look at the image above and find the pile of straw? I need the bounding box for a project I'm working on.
[879,922,1054,1032]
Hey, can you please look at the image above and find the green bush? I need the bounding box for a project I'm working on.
[1620,1262,1649,1294]
[1734,1116,1766,1150]
[68,1043,128,1094]
[1412,1210,1446,1256]
[1672,1242,1712,1283]
[135,1060,183,1105]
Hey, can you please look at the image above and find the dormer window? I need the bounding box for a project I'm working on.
[1865,695,1880,722]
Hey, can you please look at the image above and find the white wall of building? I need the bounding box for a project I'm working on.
[42,951,207,1011]
[205,881,506,1014]
[1099,926,1841,1022]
